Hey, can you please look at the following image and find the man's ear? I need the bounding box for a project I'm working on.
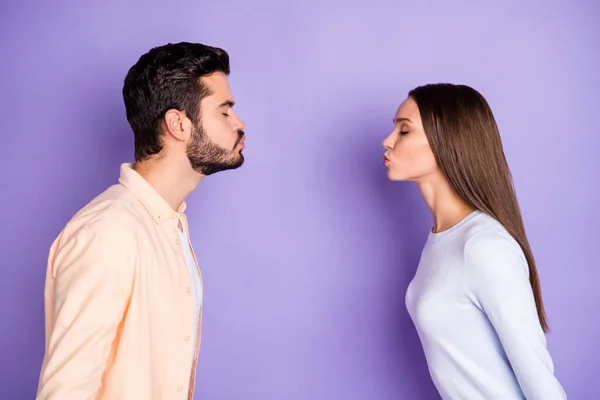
[163,109,192,142]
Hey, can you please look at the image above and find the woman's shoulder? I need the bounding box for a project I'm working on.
[459,212,524,259]
[461,211,513,241]
[460,212,528,276]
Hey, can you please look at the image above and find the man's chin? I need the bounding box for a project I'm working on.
[195,156,244,176]
[235,153,244,166]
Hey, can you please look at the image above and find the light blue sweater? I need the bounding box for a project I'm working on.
[406,211,566,399]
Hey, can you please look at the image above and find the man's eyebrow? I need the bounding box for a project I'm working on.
[219,100,235,107]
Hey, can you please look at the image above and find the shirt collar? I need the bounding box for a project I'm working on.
[118,163,186,224]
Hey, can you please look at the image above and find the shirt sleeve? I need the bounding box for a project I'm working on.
[463,231,566,400]
[36,221,136,400]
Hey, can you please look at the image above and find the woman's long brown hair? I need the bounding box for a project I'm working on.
[409,83,549,332]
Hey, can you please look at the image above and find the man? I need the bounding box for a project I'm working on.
[36,42,246,399]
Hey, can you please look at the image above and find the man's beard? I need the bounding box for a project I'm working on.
[186,122,245,176]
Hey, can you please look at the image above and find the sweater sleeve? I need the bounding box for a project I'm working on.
[463,231,566,400]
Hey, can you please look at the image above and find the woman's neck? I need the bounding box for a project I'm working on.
[417,174,476,233]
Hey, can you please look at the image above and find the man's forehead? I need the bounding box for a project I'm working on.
[200,75,233,108]
[200,72,231,94]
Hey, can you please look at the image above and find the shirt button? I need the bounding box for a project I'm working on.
[178,385,183,392]
[186,287,191,293]
[185,335,190,341]
[175,239,181,245]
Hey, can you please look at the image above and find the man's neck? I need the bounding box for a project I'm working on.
[133,157,204,211]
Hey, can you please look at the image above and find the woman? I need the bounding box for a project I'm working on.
[383,83,566,399]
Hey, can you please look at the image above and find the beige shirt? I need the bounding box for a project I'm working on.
[37,163,203,400]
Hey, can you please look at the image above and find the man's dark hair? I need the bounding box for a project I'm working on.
[122,42,230,161]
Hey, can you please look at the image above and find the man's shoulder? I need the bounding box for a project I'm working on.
[61,183,144,241]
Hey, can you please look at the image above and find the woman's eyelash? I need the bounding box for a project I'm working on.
[400,131,409,135]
